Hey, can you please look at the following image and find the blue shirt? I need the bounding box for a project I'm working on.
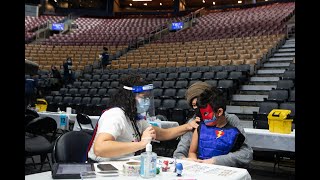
[25,78,37,95]
[101,52,109,65]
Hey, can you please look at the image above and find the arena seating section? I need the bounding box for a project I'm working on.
[25,15,64,43]
[40,16,180,46]
[25,2,295,127]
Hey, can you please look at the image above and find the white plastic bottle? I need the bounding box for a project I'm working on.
[140,142,157,178]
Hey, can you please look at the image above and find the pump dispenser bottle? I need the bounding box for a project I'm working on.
[140,142,157,178]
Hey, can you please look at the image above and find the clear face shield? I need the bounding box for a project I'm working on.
[123,84,155,121]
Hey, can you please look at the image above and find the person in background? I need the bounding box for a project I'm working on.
[25,75,38,108]
[99,47,110,70]
[50,65,62,79]
[63,57,74,85]
[173,82,253,168]
[49,65,62,90]
[87,74,199,162]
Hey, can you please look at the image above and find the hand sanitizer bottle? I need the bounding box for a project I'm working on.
[140,142,157,178]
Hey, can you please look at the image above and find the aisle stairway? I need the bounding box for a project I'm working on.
[226,37,295,128]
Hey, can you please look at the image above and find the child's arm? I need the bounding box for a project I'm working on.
[188,128,199,161]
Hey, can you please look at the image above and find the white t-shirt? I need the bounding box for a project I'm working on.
[88,107,151,162]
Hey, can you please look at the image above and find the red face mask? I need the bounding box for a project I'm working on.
[199,104,217,126]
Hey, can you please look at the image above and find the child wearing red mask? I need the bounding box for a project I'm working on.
[188,87,245,162]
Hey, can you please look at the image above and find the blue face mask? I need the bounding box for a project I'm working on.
[203,115,217,126]
[136,98,150,114]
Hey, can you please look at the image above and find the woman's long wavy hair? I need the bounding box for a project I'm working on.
[109,73,150,122]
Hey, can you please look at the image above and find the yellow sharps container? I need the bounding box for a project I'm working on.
[35,99,48,112]
[267,109,293,134]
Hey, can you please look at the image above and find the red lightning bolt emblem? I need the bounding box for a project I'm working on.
[215,130,224,139]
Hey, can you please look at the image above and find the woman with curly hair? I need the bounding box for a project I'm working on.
[87,74,198,162]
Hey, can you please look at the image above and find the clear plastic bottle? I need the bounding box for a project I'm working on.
[140,142,157,178]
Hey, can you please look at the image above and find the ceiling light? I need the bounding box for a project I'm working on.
[160,3,162,5]
[202,0,205,3]
[213,2,215,5]
[238,1,242,3]
[129,3,132,6]
[143,3,147,6]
